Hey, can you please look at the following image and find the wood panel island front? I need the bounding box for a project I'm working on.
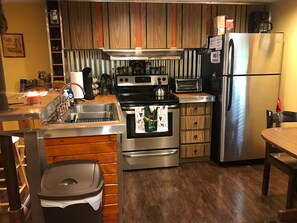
[0,91,125,223]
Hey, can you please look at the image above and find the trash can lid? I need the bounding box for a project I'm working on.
[38,160,104,200]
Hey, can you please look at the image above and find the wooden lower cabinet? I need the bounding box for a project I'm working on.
[180,102,213,162]
[44,135,119,223]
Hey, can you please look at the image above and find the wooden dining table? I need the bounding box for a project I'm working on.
[262,127,297,159]
[261,126,297,221]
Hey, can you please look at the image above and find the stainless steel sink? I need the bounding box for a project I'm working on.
[65,111,117,123]
[45,103,118,124]
[71,103,115,113]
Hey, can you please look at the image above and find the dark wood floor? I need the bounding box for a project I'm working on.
[0,161,291,223]
[123,161,290,223]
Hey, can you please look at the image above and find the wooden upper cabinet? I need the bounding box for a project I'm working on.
[182,4,202,48]
[59,2,269,50]
[67,2,93,49]
[146,3,167,48]
[108,3,131,48]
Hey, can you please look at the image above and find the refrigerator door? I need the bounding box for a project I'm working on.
[224,33,284,75]
[220,74,280,162]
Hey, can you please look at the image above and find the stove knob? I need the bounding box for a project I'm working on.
[125,78,129,82]
[162,77,166,82]
[119,78,124,82]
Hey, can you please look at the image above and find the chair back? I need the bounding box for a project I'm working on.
[266,110,297,128]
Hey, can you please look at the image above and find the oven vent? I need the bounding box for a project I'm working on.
[103,49,184,61]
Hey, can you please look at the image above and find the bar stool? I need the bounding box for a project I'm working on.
[0,136,28,208]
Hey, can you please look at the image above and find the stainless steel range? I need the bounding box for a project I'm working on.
[116,74,180,170]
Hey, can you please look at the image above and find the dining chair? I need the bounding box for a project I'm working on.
[262,110,297,209]
[278,208,297,222]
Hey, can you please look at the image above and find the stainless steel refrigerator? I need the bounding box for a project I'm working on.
[201,33,284,164]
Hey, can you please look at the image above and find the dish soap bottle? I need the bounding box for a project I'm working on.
[67,88,74,108]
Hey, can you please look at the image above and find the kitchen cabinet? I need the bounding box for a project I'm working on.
[180,102,212,162]
[59,2,267,49]
[44,135,120,223]
[46,0,65,88]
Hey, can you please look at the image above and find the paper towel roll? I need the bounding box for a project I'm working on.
[70,72,84,99]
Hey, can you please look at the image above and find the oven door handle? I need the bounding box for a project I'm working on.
[123,149,178,158]
[121,104,179,111]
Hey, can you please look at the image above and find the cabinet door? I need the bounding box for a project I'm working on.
[180,116,211,130]
[182,4,202,48]
[108,3,131,48]
[146,3,167,48]
[67,1,93,49]
[180,143,210,158]
[180,129,211,144]
[181,102,212,116]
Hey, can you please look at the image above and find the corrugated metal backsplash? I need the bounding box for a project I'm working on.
[64,49,205,80]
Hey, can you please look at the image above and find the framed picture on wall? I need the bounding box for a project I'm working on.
[1,33,25,58]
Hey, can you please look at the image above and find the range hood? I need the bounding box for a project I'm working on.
[103,49,184,60]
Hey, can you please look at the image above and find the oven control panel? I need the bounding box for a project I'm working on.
[116,75,168,86]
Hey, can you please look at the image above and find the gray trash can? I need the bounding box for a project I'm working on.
[38,160,104,223]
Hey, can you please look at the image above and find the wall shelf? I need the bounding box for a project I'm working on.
[46,0,65,88]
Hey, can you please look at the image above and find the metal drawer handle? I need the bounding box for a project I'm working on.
[194,122,198,125]
[123,150,178,158]
[194,135,198,139]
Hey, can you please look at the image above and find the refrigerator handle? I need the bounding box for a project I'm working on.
[227,39,234,111]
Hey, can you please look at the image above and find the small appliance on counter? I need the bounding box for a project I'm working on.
[173,78,202,93]
[82,67,95,100]
[100,73,111,95]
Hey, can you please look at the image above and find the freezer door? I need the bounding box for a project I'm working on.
[225,33,284,75]
[220,74,280,162]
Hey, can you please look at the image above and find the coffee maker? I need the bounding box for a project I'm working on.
[248,11,272,33]
[82,67,95,100]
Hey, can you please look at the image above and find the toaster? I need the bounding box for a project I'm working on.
[174,78,202,93]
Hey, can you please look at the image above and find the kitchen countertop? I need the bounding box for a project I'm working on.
[0,91,125,138]
[175,92,215,103]
[41,94,125,138]
[0,91,215,138]
[0,90,60,121]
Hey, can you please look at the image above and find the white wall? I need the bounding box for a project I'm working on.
[272,0,297,111]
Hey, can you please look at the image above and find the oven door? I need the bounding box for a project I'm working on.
[121,104,180,170]
[121,105,180,152]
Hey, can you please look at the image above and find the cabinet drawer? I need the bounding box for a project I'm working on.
[180,102,212,116]
[180,143,210,158]
[180,130,210,144]
[180,115,211,130]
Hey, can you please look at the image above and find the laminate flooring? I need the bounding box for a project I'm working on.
[0,161,290,223]
[123,161,290,223]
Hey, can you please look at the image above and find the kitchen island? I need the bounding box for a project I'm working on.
[0,91,125,223]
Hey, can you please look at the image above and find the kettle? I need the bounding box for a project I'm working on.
[154,78,165,99]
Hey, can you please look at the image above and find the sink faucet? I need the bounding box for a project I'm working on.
[56,82,86,122]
